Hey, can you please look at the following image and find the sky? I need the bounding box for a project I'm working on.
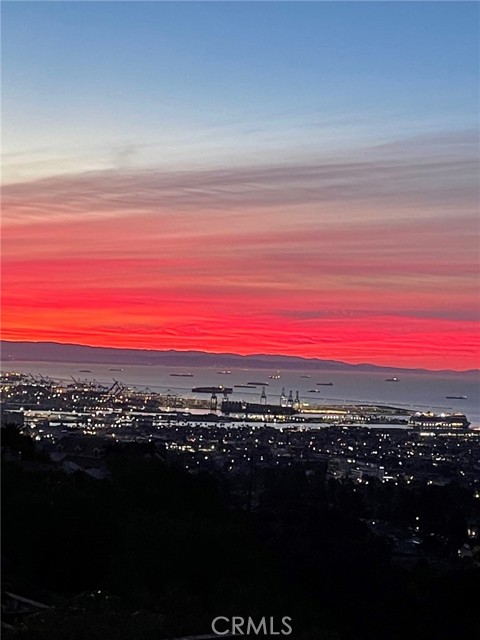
[1,1,479,370]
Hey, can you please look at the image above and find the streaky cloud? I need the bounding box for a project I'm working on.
[2,129,478,226]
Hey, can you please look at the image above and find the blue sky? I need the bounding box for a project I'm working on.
[2,1,478,180]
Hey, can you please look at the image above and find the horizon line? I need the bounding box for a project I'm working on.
[1,338,478,375]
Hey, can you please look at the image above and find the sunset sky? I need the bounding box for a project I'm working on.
[2,1,479,370]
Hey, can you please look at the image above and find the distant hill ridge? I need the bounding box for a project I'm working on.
[1,341,477,375]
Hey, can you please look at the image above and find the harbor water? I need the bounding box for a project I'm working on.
[2,360,479,427]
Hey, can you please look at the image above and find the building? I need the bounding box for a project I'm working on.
[409,413,470,429]
[221,400,296,419]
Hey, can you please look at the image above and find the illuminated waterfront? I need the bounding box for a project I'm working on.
[2,370,479,489]
[2,359,479,426]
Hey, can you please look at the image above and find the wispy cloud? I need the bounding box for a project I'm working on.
[2,129,478,226]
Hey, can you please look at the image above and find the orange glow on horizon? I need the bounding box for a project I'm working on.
[2,312,478,371]
[2,163,478,372]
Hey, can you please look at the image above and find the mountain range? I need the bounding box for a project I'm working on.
[1,341,477,375]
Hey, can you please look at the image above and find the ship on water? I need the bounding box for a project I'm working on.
[192,386,233,394]
[170,373,194,377]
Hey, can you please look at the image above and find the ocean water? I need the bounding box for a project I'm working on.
[2,359,479,427]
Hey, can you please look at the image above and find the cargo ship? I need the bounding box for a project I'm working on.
[192,386,233,394]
